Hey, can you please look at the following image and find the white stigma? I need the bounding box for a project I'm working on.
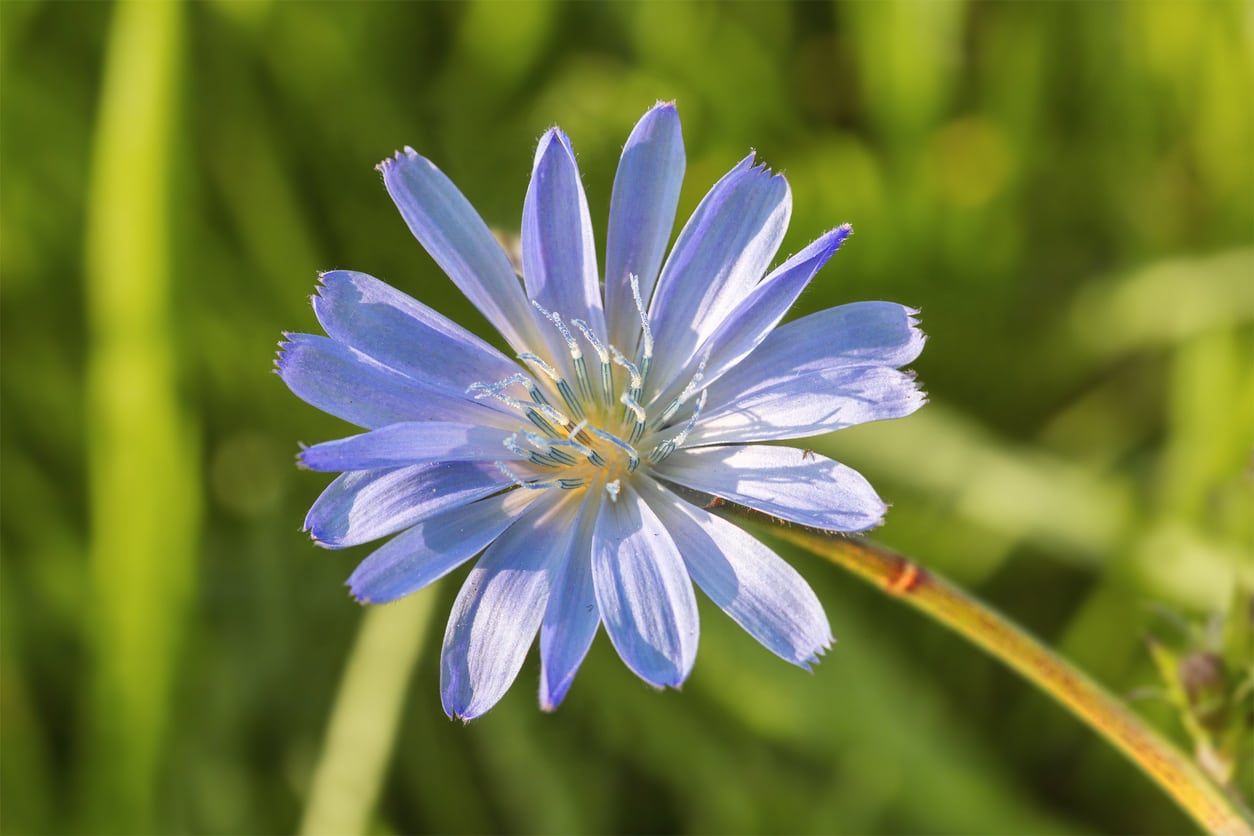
[517,352,559,382]
[481,298,714,498]
[649,390,708,464]
[629,273,653,364]
[610,345,642,391]
[571,319,608,364]
[532,301,581,359]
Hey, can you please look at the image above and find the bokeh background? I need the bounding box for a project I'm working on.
[3,1,1252,833]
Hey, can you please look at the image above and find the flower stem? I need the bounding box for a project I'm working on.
[300,590,438,836]
[768,525,1253,835]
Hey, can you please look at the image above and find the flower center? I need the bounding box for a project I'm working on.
[466,275,708,502]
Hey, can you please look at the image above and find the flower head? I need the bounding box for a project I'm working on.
[277,103,925,720]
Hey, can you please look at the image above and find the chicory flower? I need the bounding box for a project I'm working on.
[277,102,925,720]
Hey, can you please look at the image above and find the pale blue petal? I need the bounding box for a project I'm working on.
[650,225,851,405]
[276,333,510,430]
[303,461,509,548]
[347,489,541,604]
[378,148,542,352]
[640,479,832,667]
[440,494,577,721]
[591,485,698,688]
[313,270,519,393]
[654,444,886,532]
[522,129,607,345]
[646,155,791,392]
[685,301,925,444]
[717,301,925,388]
[684,365,925,446]
[538,494,601,711]
[298,422,522,472]
[604,102,685,350]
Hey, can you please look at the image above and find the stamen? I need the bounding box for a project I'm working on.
[497,372,550,407]
[497,373,533,391]
[532,301,581,359]
[495,461,560,490]
[521,431,553,451]
[503,433,559,468]
[532,403,572,429]
[526,300,589,408]
[546,446,579,466]
[571,319,608,364]
[676,354,709,407]
[573,319,613,404]
[573,356,594,403]
[534,300,595,404]
[652,353,709,430]
[517,354,571,410]
[517,352,559,382]
[605,479,621,502]
[586,426,640,472]
[469,382,526,412]
[470,381,567,439]
[673,389,708,446]
[612,345,646,428]
[619,393,646,424]
[653,398,681,429]
[522,430,578,465]
[649,390,707,464]
[609,346,642,392]
[619,393,647,444]
[468,374,536,403]
[554,377,585,419]
[565,420,606,467]
[629,273,653,378]
[525,409,561,438]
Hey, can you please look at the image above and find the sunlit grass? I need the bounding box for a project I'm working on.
[81,1,198,831]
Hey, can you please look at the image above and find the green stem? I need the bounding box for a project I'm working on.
[300,589,438,836]
[768,525,1253,835]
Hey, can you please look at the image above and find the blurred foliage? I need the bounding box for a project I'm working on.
[1148,585,1253,793]
[2,1,1252,833]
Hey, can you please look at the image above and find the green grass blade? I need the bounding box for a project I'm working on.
[300,590,438,836]
[81,0,198,830]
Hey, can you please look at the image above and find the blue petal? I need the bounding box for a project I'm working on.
[276,333,509,430]
[591,485,698,688]
[298,422,523,472]
[718,301,925,383]
[684,301,924,444]
[650,225,851,405]
[604,102,685,350]
[639,479,832,668]
[646,155,791,392]
[538,494,601,711]
[654,445,886,532]
[522,129,607,350]
[314,270,519,394]
[347,489,542,604]
[440,493,577,721]
[378,148,543,352]
[304,461,510,548]
[685,364,925,446]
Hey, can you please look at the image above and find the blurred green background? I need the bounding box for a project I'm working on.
[3,1,1252,833]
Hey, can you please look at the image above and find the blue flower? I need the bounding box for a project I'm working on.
[278,103,925,720]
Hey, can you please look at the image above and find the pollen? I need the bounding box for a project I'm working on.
[467,302,707,494]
